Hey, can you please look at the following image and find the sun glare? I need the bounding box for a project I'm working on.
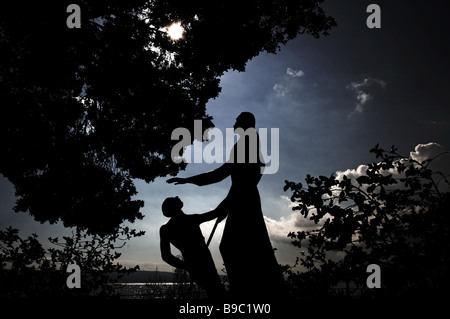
[167,22,184,40]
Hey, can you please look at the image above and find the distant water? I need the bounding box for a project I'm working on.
[113,283,207,299]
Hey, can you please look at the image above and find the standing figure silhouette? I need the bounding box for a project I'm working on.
[167,112,286,300]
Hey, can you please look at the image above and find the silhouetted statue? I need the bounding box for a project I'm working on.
[167,112,286,300]
[160,196,226,299]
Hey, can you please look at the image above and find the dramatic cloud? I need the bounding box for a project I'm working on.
[346,77,386,117]
[410,143,450,190]
[264,197,323,244]
[262,196,331,267]
[334,142,450,194]
[264,213,302,266]
[410,142,448,163]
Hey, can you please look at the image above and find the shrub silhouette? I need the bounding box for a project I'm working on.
[0,225,141,298]
[284,144,450,299]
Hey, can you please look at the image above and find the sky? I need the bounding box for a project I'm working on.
[1,0,450,275]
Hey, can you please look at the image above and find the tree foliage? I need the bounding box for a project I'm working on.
[0,1,336,235]
[284,145,450,299]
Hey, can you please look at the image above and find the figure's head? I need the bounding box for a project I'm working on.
[233,112,255,132]
[162,196,184,218]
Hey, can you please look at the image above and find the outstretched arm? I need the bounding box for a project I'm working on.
[195,209,227,224]
[167,162,231,186]
[160,227,186,270]
[195,200,229,224]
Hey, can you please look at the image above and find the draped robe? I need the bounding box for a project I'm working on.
[188,132,286,299]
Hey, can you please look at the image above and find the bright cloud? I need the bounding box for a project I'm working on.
[265,211,320,242]
[264,196,324,244]
[334,143,450,195]
[410,143,450,190]
[410,142,447,163]
[262,196,328,267]
[335,163,369,183]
